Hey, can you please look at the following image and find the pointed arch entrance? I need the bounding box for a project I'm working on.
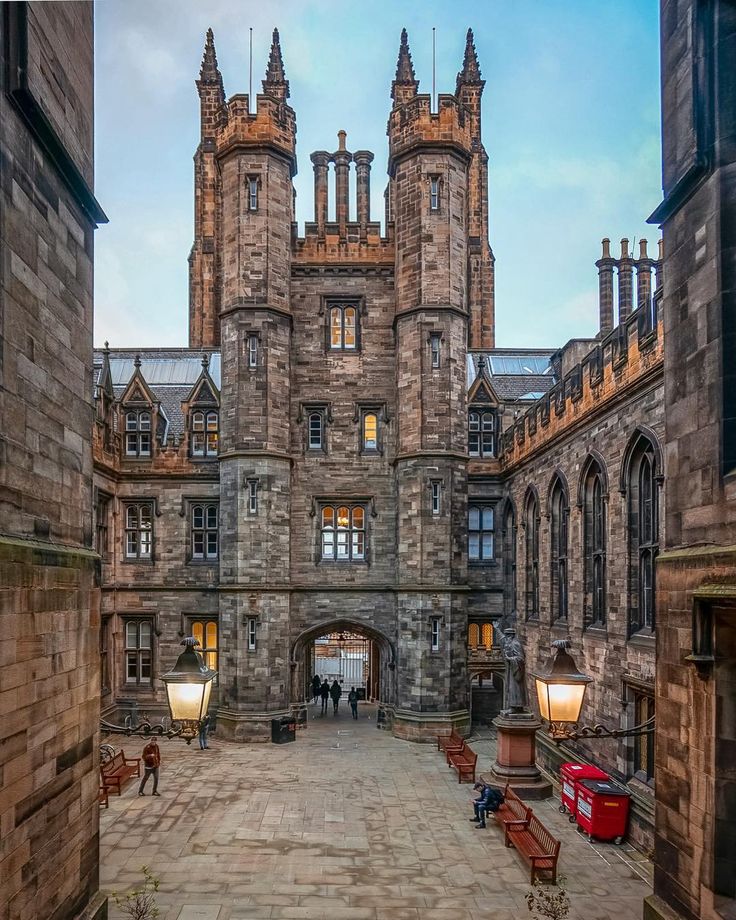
[290,619,396,708]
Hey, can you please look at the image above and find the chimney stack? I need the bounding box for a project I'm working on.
[655,238,664,291]
[310,151,330,240]
[596,238,615,335]
[636,239,653,312]
[618,238,633,322]
[354,150,374,241]
[333,130,352,240]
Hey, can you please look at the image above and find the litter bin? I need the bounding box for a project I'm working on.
[271,717,296,744]
[559,762,609,821]
[575,778,631,844]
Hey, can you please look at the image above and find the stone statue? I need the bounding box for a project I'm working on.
[502,628,528,713]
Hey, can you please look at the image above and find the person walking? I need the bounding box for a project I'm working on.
[348,687,359,720]
[198,713,211,750]
[312,674,321,703]
[329,679,342,716]
[138,739,161,796]
[319,679,330,715]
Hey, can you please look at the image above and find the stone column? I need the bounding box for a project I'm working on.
[310,150,330,240]
[595,237,615,335]
[354,150,374,241]
[617,237,634,323]
[333,130,352,240]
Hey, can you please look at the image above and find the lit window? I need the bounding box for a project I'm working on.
[191,619,218,672]
[469,505,494,561]
[125,410,151,458]
[431,481,442,515]
[125,620,152,684]
[430,176,440,211]
[191,503,218,560]
[191,410,218,457]
[124,503,153,560]
[363,413,378,451]
[247,479,258,515]
[469,410,496,458]
[248,334,259,368]
[430,334,441,368]
[321,504,366,562]
[248,177,258,211]
[329,304,358,351]
[468,623,480,648]
[481,622,494,649]
[308,413,324,450]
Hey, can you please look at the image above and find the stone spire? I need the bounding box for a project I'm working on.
[263,27,289,101]
[197,28,225,102]
[456,28,482,90]
[391,28,419,106]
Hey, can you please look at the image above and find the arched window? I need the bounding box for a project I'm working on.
[626,435,660,633]
[468,410,496,458]
[308,412,323,450]
[503,503,517,615]
[320,504,366,561]
[329,304,358,351]
[583,459,607,628]
[363,413,378,451]
[468,623,480,648]
[191,503,218,560]
[191,410,219,457]
[125,409,151,457]
[550,479,569,622]
[191,619,218,672]
[525,492,539,620]
[481,623,494,650]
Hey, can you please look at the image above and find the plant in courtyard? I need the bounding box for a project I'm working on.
[525,875,570,920]
[111,865,160,920]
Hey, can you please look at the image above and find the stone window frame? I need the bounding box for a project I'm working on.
[311,495,377,566]
[502,500,517,616]
[469,408,496,458]
[186,499,219,564]
[429,332,442,369]
[298,402,332,455]
[246,478,259,515]
[124,617,154,686]
[580,454,609,630]
[189,617,219,674]
[324,299,363,353]
[190,409,219,459]
[94,488,113,560]
[123,407,152,458]
[548,473,570,624]
[353,402,389,456]
[246,174,261,212]
[100,614,113,697]
[524,488,540,621]
[246,331,261,369]
[623,678,655,787]
[428,174,443,213]
[430,616,442,652]
[122,499,157,563]
[430,479,443,516]
[468,503,495,564]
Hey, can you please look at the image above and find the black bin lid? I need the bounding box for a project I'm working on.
[578,779,631,797]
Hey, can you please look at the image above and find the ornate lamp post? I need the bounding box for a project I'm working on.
[533,639,654,742]
[100,638,217,745]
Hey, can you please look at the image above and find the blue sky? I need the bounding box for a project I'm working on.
[94,0,661,350]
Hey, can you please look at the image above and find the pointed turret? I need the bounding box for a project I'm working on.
[98,341,114,400]
[262,28,289,101]
[391,28,419,107]
[197,28,225,104]
[456,28,482,90]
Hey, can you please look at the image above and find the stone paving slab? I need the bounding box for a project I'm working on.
[101,705,652,919]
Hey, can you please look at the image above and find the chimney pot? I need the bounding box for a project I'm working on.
[639,239,648,259]
[620,238,630,259]
[601,237,611,258]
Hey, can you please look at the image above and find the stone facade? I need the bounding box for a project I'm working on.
[0,3,105,919]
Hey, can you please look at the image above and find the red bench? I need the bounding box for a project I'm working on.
[491,783,533,836]
[101,749,140,795]
[505,811,561,884]
[437,729,464,755]
[448,744,477,783]
[99,785,109,808]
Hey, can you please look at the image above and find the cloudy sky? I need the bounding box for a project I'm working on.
[94,0,661,350]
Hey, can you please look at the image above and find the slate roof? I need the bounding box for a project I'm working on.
[467,351,557,402]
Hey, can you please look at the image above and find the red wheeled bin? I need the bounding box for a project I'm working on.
[575,778,631,844]
[559,763,609,823]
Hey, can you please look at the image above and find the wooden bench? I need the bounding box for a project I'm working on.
[448,745,477,783]
[101,750,141,795]
[506,811,561,885]
[491,783,533,834]
[437,729,464,755]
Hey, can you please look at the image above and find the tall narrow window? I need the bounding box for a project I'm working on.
[429,176,440,211]
[247,479,258,515]
[191,619,218,672]
[468,623,480,648]
[468,410,496,458]
[125,410,151,457]
[503,504,517,615]
[95,494,110,557]
[248,177,259,211]
[431,480,442,516]
[469,505,494,561]
[308,413,324,450]
[362,413,378,452]
[248,334,259,368]
[632,692,655,782]
[430,334,441,368]
[627,436,659,634]
[124,503,153,560]
[525,493,539,620]
[100,616,111,695]
[191,410,219,457]
[125,620,152,684]
[583,459,607,628]
[329,304,358,351]
[191,503,218,560]
[431,617,441,651]
[320,504,366,562]
[481,622,494,649]
[550,480,569,622]
[247,618,257,650]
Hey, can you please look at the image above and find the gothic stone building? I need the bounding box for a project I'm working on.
[93,28,664,846]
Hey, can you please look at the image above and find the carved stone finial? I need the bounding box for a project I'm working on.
[263,27,290,100]
[457,28,482,86]
[134,353,142,369]
[202,353,210,370]
[392,28,419,104]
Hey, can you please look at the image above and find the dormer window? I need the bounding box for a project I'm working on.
[468,410,496,458]
[329,304,358,351]
[125,410,151,457]
[429,176,440,211]
[191,410,218,458]
[248,177,259,212]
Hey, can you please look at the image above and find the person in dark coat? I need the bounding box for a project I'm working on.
[138,740,161,796]
[469,782,504,828]
[348,687,359,720]
[329,680,342,715]
[319,680,330,715]
[198,713,211,750]
[312,674,321,703]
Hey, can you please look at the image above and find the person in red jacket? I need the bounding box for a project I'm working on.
[138,739,161,796]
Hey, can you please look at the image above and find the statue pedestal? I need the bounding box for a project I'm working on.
[483,711,552,800]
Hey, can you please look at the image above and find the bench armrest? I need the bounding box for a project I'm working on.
[530,853,558,863]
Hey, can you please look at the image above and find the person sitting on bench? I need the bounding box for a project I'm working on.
[469,782,504,828]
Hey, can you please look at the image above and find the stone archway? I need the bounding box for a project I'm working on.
[289,618,396,711]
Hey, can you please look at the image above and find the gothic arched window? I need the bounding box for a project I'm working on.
[525,492,539,620]
[550,478,569,622]
[583,459,607,628]
[626,434,660,634]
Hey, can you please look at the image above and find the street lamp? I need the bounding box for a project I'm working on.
[534,639,654,743]
[100,637,217,745]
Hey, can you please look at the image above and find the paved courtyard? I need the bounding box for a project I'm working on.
[101,704,652,920]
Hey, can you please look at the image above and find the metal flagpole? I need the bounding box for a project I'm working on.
[249,28,253,111]
[432,27,436,111]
